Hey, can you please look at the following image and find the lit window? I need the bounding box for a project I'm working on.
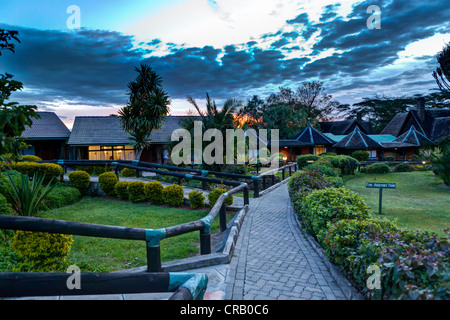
[314,145,325,155]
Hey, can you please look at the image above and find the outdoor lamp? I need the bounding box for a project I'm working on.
[282,155,288,161]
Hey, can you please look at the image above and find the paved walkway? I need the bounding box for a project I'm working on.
[224,183,346,300]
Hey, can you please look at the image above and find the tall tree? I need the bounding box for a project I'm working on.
[0,29,39,157]
[118,63,170,160]
[432,42,450,97]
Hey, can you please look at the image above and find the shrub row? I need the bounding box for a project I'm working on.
[288,167,449,300]
[296,154,359,175]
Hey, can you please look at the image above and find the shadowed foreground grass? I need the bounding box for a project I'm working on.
[344,171,450,236]
[41,197,215,272]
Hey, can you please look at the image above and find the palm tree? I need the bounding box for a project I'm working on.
[118,64,170,160]
[179,93,242,170]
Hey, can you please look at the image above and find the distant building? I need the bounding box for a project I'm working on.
[21,111,71,160]
[67,116,193,163]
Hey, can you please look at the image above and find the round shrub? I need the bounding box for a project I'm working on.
[20,155,42,161]
[40,184,81,211]
[301,187,370,243]
[361,163,390,174]
[188,190,205,209]
[288,169,333,213]
[11,231,73,272]
[127,181,146,202]
[322,218,400,267]
[320,155,359,175]
[114,181,129,200]
[351,150,370,161]
[323,176,344,187]
[162,184,185,207]
[144,181,164,204]
[68,170,91,194]
[0,193,13,215]
[98,172,118,196]
[304,163,339,177]
[207,186,233,207]
[121,167,137,177]
[296,154,320,168]
[394,163,414,172]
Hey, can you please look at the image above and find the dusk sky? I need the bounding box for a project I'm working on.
[1,0,449,128]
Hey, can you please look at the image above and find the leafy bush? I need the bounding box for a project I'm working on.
[323,176,344,187]
[321,155,359,175]
[385,156,396,161]
[0,170,21,203]
[40,184,81,211]
[296,154,319,168]
[68,170,91,194]
[351,150,369,161]
[127,181,146,203]
[11,231,73,272]
[98,172,118,196]
[0,193,13,215]
[76,164,113,176]
[322,220,449,300]
[361,163,390,174]
[320,152,336,156]
[20,155,42,161]
[162,184,185,207]
[223,164,247,175]
[114,181,129,200]
[300,187,370,244]
[13,162,63,183]
[188,190,205,209]
[144,181,164,204]
[207,186,234,207]
[304,163,339,177]
[288,169,332,213]
[394,163,414,172]
[121,167,136,177]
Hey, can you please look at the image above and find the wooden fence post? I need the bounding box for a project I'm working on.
[219,202,227,233]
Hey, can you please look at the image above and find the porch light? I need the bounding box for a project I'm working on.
[282,155,288,161]
[422,161,426,165]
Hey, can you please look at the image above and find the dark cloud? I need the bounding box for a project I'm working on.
[2,0,449,111]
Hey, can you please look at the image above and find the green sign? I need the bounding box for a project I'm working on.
[366,182,397,215]
[366,183,396,189]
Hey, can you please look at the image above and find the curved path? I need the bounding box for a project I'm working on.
[224,183,346,300]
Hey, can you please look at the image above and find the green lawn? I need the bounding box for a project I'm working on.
[38,197,221,272]
[344,171,450,236]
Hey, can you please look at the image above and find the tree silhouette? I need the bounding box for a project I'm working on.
[432,43,450,97]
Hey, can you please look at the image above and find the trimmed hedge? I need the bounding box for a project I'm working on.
[121,167,136,177]
[19,155,42,161]
[144,181,164,205]
[351,150,369,161]
[0,193,13,215]
[361,163,390,174]
[40,184,81,211]
[98,172,118,196]
[11,231,73,272]
[207,186,233,207]
[127,181,146,203]
[114,181,129,200]
[296,154,320,168]
[188,190,205,209]
[300,187,370,244]
[13,162,63,183]
[68,170,91,194]
[394,163,414,172]
[162,184,185,207]
[304,162,339,177]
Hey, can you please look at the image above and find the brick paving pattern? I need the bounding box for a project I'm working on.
[225,183,346,300]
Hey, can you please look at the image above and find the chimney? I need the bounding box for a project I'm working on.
[416,97,425,122]
[356,111,362,122]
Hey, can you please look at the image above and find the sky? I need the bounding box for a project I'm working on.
[1,0,449,128]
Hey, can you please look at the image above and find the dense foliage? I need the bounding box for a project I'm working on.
[98,172,118,196]
[68,170,91,194]
[162,184,185,207]
[144,181,164,205]
[188,190,205,209]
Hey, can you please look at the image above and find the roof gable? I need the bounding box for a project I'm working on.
[21,112,70,140]
[334,127,382,149]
